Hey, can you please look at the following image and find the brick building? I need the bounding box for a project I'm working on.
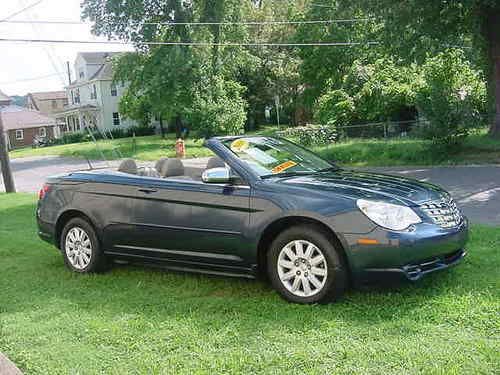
[0,89,57,149]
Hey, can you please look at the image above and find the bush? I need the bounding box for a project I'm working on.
[314,89,355,126]
[125,125,155,137]
[415,50,487,145]
[277,124,337,146]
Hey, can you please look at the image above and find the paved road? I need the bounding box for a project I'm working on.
[2,156,499,225]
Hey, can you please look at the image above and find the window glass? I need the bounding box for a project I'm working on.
[221,137,335,178]
[113,112,120,126]
[15,130,24,140]
[39,127,46,137]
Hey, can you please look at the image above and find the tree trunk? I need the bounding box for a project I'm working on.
[158,114,165,138]
[483,7,500,137]
[175,115,182,138]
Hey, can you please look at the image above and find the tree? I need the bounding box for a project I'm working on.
[82,0,248,137]
[357,0,500,137]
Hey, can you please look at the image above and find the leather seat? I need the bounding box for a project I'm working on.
[206,156,226,169]
[118,158,138,175]
[159,158,192,180]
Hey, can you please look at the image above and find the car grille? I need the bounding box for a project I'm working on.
[420,196,463,228]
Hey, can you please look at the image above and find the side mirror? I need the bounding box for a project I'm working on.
[202,167,232,184]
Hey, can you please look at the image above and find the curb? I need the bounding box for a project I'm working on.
[0,353,22,375]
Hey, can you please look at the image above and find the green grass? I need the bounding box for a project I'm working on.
[10,127,500,166]
[9,134,214,161]
[1,194,499,374]
[314,131,500,167]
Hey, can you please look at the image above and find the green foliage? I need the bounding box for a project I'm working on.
[415,50,487,144]
[344,59,418,121]
[277,124,338,146]
[314,89,355,126]
[189,76,247,137]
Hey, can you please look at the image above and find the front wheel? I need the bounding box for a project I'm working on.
[60,217,108,273]
[267,225,348,304]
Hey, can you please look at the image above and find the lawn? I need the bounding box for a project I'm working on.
[1,194,499,374]
[9,134,214,161]
[9,128,500,167]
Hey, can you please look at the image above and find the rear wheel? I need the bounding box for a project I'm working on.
[60,217,108,273]
[267,225,347,304]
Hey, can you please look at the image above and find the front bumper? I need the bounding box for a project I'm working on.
[344,218,469,282]
[364,248,466,281]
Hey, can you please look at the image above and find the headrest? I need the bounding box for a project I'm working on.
[155,157,169,173]
[137,167,161,178]
[206,156,225,169]
[160,158,184,177]
[118,158,138,174]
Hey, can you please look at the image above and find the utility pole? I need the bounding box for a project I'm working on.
[0,110,16,193]
[66,61,72,86]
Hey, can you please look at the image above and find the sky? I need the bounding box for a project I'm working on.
[0,0,133,96]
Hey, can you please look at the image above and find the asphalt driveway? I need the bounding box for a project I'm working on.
[1,156,499,225]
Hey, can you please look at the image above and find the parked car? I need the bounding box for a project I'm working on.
[37,136,468,304]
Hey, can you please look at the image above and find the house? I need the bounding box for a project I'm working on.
[55,52,138,134]
[26,91,68,117]
[0,89,57,149]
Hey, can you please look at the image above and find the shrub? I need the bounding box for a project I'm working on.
[125,125,155,137]
[415,50,487,145]
[314,89,355,126]
[277,124,337,146]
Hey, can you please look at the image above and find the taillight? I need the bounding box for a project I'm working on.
[38,184,51,200]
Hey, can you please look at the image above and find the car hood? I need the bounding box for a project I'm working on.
[274,169,445,205]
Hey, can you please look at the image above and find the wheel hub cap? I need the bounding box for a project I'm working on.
[277,240,328,297]
[65,227,92,270]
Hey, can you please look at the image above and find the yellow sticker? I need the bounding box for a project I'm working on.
[271,160,297,174]
[230,138,249,152]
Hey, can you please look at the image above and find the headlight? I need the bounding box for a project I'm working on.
[356,199,421,231]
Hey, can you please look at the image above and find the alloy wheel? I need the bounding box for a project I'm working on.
[65,227,92,270]
[277,240,328,297]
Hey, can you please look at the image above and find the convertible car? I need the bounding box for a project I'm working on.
[37,136,468,304]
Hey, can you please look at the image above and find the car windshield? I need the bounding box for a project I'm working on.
[221,137,336,178]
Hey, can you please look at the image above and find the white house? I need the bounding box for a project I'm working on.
[55,52,138,134]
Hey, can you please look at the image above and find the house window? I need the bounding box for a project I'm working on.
[63,98,68,106]
[110,83,117,97]
[15,130,24,140]
[79,70,85,79]
[39,127,47,137]
[51,100,57,109]
[112,112,120,126]
[74,89,80,104]
[91,84,97,100]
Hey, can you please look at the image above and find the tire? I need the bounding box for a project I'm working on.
[60,217,108,273]
[267,225,348,304]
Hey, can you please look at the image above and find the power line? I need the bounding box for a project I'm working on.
[0,37,380,47]
[0,0,44,22]
[0,18,372,26]
[0,72,60,85]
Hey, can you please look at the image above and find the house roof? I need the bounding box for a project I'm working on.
[0,105,56,131]
[89,62,114,81]
[29,91,67,101]
[78,51,121,65]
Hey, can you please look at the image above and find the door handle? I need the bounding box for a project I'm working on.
[138,188,158,194]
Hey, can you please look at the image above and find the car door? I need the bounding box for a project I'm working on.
[114,175,251,272]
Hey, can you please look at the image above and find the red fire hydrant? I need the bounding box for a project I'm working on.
[175,138,185,158]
